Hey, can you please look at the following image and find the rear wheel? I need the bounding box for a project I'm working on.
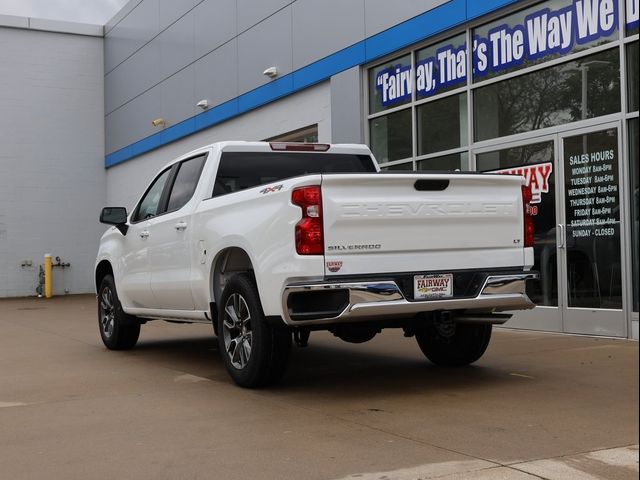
[415,323,492,366]
[98,275,140,350]
[217,274,291,388]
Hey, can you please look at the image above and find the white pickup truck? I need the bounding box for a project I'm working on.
[96,141,537,387]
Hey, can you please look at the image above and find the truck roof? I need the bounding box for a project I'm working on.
[163,141,373,170]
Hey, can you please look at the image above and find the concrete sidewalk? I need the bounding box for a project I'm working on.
[0,295,638,479]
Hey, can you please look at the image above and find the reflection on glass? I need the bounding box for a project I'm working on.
[369,110,412,163]
[417,93,468,155]
[627,42,639,112]
[417,152,468,171]
[368,55,412,114]
[134,168,171,222]
[627,2,639,36]
[629,119,639,312]
[477,142,557,306]
[380,161,413,171]
[563,129,622,309]
[474,48,621,142]
[472,0,619,81]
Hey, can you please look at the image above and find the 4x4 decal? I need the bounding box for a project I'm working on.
[259,185,283,195]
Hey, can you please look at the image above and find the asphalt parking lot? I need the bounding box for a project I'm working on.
[0,295,638,480]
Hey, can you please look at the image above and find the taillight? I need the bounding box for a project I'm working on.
[521,185,534,247]
[292,186,323,255]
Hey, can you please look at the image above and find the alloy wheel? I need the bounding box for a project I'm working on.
[99,286,115,339]
[222,293,253,369]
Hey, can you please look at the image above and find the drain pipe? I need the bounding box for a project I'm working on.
[44,254,53,298]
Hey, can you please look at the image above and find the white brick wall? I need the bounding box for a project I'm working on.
[0,27,105,297]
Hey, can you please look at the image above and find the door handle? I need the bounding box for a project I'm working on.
[175,221,188,231]
[139,230,149,239]
[557,224,565,249]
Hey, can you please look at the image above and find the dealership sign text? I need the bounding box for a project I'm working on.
[376,0,638,105]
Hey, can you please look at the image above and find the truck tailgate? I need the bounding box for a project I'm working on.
[321,173,526,276]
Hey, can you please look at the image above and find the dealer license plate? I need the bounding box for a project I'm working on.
[414,274,453,300]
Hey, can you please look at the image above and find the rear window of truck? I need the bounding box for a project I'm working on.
[212,152,376,197]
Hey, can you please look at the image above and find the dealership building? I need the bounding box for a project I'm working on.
[0,0,638,339]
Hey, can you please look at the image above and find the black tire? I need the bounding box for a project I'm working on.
[97,275,140,350]
[415,323,492,366]
[217,273,291,388]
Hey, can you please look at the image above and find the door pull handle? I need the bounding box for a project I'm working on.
[175,222,188,231]
[558,224,565,249]
[140,230,150,239]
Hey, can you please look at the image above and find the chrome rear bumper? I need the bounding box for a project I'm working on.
[282,272,538,326]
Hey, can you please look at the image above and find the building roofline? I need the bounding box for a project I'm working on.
[104,0,142,35]
[0,13,103,37]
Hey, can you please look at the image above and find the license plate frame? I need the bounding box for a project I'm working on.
[414,273,453,300]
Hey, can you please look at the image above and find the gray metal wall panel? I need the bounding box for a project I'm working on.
[105,0,142,34]
[127,86,163,143]
[105,40,160,114]
[237,0,291,32]
[162,65,196,126]
[104,0,159,73]
[330,66,363,144]
[292,0,365,69]
[106,86,162,153]
[159,0,198,31]
[158,10,195,80]
[103,0,456,153]
[364,0,449,37]
[195,39,238,108]
[237,7,292,94]
[194,0,237,59]
[105,109,122,154]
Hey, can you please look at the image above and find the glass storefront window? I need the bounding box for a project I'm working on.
[473,0,619,81]
[474,48,621,142]
[630,118,639,312]
[369,55,412,114]
[369,109,412,163]
[417,93,468,155]
[477,142,558,306]
[415,33,467,99]
[417,152,468,171]
[627,42,639,113]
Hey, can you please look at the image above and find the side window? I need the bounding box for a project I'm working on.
[166,155,206,212]
[133,168,172,222]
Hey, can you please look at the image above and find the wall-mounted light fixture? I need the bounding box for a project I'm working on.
[196,99,209,110]
[263,66,278,79]
[151,118,166,127]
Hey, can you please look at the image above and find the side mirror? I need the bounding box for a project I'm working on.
[100,207,128,235]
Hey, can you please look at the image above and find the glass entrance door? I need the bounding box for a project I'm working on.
[475,122,628,337]
[476,136,563,333]
[559,124,627,336]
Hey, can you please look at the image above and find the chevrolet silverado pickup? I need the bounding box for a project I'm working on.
[96,141,537,387]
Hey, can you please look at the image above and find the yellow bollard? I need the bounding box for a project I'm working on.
[44,254,53,298]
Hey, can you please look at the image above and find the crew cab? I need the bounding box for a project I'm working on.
[95,141,537,387]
